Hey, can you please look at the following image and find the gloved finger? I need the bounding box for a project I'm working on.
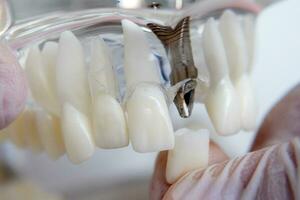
[0,43,27,129]
[164,138,299,200]
[252,84,300,150]
[150,142,228,200]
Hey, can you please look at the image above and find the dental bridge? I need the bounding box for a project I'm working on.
[0,0,258,184]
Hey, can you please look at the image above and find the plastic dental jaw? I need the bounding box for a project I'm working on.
[0,0,260,164]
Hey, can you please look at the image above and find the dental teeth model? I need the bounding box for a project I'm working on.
[1,9,257,183]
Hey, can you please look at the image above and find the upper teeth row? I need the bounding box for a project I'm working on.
[2,10,256,173]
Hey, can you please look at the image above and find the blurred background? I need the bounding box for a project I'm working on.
[1,0,300,199]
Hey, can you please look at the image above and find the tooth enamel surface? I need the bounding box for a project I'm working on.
[219,10,248,83]
[56,31,91,115]
[89,38,117,98]
[166,128,209,184]
[243,15,256,72]
[122,19,161,89]
[25,46,59,116]
[126,84,174,153]
[23,109,43,152]
[36,111,65,160]
[203,18,241,135]
[61,103,95,164]
[41,42,60,116]
[235,75,257,130]
[92,94,128,149]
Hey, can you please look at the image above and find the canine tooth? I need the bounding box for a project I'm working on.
[89,38,117,98]
[25,46,59,116]
[92,94,128,148]
[41,42,60,116]
[23,109,43,152]
[36,111,65,160]
[122,19,160,90]
[203,18,240,135]
[56,31,91,115]
[126,84,174,153]
[61,103,95,164]
[219,10,248,83]
[166,128,209,184]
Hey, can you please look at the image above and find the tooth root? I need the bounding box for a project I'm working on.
[89,38,117,98]
[203,18,241,135]
[235,75,257,131]
[126,84,174,153]
[56,31,91,115]
[243,15,256,73]
[23,109,43,152]
[7,112,27,148]
[92,94,128,149]
[41,42,60,116]
[219,10,248,82]
[36,111,65,160]
[25,46,59,116]
[166,128,209,184]
[202,18,229,87]
[61,103,95,164]
[122,19,161,90]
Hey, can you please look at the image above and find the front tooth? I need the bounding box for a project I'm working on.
[36,111,65,160]
[122,19,174,152]
[243,15,256,73]
[126,84,174,153]
[56,31,91,115]
[203,18,240,135]
[61,103,95,164]
[89,38,128,149]
[219,10,248,82]
[41,42,60,116]
[25,46,59,116]
[122,19,160,89]
[166,128,209,184]
[23,109,43,152]
[89,38,117,98]
[92,94,128,148]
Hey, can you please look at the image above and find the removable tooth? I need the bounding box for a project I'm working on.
[126,84,174,153]
[41,42,60,116]
[61,103,95,164]
[219,11,257,130]
[23,109,43,152]
[122,19,174,153]
[25,46,59,116]
[203,18,240,135]
[36,111,65,160]
[56,31,91,115]
[89,38,128,149]
[122,19,160,89]
[219,10,248,82]
[166,128,209,184]
[243,15,256,73]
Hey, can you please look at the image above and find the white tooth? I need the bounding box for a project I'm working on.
[126,84,174,153]
[243,15,256,73]
[25,46,59,116]
[23,109,43,152]
[56,31,91,115]
[92,93,128,149]
[166,128,209,184]
[7,112,27,148]
[122,19,160,90]
[36,111,65,160]
[41,42,60,116]
[219,10,248,83]
[89,38,117,98]
[61,103,95,164]
[203,18,241,135]
[235,75,257,130]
